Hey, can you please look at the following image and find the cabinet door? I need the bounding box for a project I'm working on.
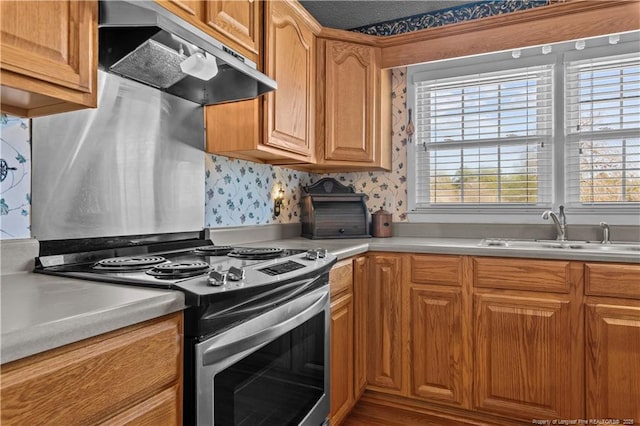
[409,287,464,406]
[474,293,573,420]
[323,40,377,163]
[353,256,367,398]
[330,292,354,425]
[367,254,403,393]
[586,303,640,420]
[205,0,260,59]
[0,0,96,117]
[406,254,470,408]
[264,1,315,158]
[164,0,203,19]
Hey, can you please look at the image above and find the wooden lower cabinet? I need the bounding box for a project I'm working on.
[342,253,640,425]
[404,254,471,409]
[584,262,640,420]
[0,312,183,425]
[586,300,640,420]
[353,255,368,398]
[329,258,357,425]
[473,293,574,420]
[366,253,404,393]
[330,292,355,425]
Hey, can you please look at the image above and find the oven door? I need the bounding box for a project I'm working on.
[194,285,330,426]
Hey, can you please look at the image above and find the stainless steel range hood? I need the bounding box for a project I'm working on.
[99,0,276,105]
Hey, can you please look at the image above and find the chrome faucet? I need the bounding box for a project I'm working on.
[542,205,567,241]
[599,222,611,244]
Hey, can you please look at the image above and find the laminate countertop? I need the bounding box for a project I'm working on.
[2,236,637,364]
[238,236,640,263]
[0,272,185,364]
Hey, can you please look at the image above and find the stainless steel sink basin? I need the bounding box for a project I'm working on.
[479,239,640,253]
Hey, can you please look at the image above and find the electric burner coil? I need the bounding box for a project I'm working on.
[146,261,210,279]
[93,255,167,271]
[193,246,234,256]
[227,247,284,260]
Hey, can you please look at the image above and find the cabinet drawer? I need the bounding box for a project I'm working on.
[1,313,182,425]
[473,257,571,293]
[585,263,640,299]
[410,254,463,287]
[330,258,353,298]
[99,385,181,426]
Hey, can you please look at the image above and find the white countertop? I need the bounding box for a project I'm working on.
[1,272,185,364]
[241,236,640,263]
[2,235,637,365]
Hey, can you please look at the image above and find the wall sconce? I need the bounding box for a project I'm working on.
[273,186,285,217]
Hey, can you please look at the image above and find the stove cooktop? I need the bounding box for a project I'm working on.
[35,242,336,306]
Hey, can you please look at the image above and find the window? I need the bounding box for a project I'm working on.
[565,53,640,204]
[414,66,553,206]
[407,33,640,224]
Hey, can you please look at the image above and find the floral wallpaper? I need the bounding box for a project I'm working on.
[351,0,548,36]
[0,114,31,239]
[205,155,314,227]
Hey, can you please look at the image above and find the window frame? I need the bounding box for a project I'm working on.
[406,34,640,225]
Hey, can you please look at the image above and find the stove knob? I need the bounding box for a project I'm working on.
[227,266,245,281]
[208,270,227,286]
[305,249,318,260]
[314,248,327,259]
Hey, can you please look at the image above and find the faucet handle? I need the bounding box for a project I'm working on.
[599,221,611,244]
[558,205,566,224]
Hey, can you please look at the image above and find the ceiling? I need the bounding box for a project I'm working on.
[299,1,470,30]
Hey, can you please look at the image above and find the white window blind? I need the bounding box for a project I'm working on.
[565,53,640,205]
[414,65,554,206]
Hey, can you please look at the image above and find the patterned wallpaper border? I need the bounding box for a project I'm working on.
[351,0,549,36]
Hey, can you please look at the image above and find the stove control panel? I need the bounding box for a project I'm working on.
[259,260,305,276]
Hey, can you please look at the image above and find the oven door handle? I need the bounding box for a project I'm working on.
[201,289,328,367]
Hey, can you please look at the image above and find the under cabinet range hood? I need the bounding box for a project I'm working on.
[99,0,276,105]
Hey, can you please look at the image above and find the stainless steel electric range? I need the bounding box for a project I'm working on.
[35,232,336,426]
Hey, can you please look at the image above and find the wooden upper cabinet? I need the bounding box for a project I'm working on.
[163,0,203,19]
[205,0,261,59]
[205,1,318,165]
[323,40,376,163]
[313,33,391,172]
[264,1,318,160]
[158,0,259,62]
[0,0,97,117]
[586,302,640,420]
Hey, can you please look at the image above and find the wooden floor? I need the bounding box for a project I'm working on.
[341,400,485,426]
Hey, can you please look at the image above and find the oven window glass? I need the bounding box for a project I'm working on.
[213,312,325,425]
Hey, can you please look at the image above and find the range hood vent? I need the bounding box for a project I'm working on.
[99,0,276,105]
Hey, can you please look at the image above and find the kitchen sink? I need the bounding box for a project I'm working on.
[479,239,640,252]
